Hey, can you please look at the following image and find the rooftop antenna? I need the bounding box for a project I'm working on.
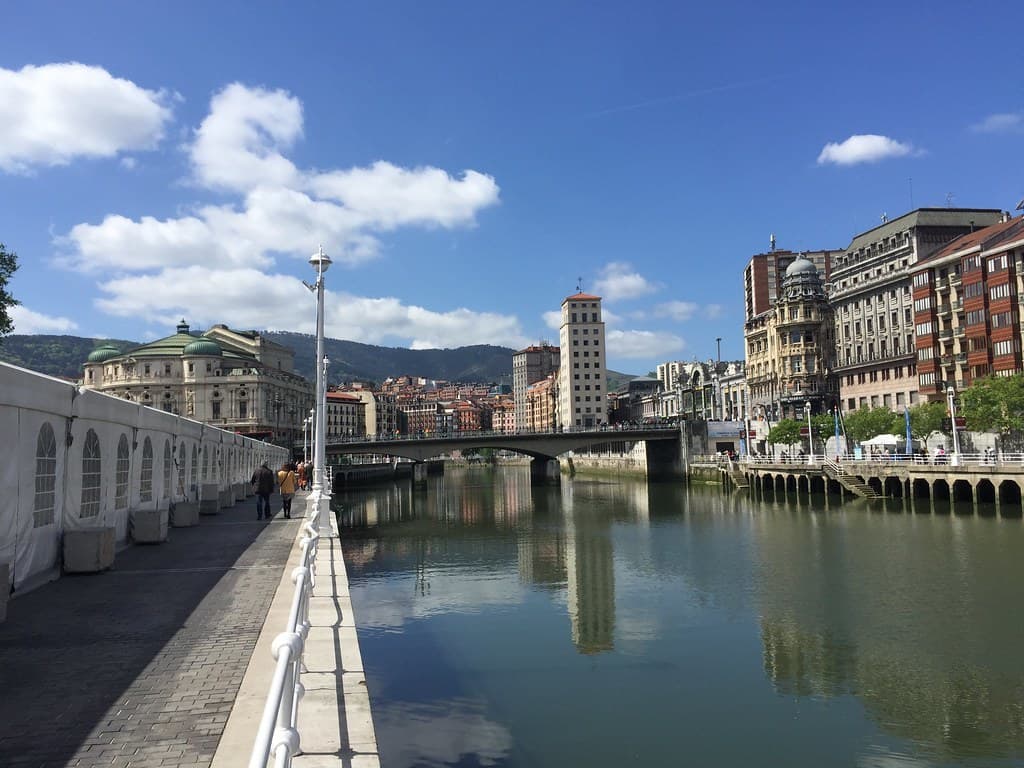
[881,212,888,223]
[576,276,583,293]
[769,233,776,252]
[946,192,954,208]
[1015,198,1024,212]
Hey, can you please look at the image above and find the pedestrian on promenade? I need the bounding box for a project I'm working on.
[297,461,307,491]
[278,462,297,519]
[251,462,275,520]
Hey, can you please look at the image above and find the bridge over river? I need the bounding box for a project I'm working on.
[324,425,684,483]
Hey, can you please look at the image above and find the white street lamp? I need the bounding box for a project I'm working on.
[805,401,814,465]
[947,385,962,466]
[309,246,332,528]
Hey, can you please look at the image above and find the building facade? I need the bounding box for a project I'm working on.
[325,391,365,440]
[558,293,607,428]
[512,344,559,431]
[744,248,839,323]
[744,258,836,421]
[82,320,313,445]
[911,215,1024,401]
[525,375,558,432]
[831,208,1003,412]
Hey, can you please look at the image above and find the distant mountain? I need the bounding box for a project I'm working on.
[263,331,515,385]
[0,334,138,379]
[0,332,637,388]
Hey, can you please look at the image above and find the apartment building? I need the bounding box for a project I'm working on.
[525,375,558,431]
[832,208,1003,412]
[911,214,1024,401]
[512,344,559,431]
[558,293,607,428]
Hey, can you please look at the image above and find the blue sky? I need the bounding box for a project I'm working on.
[3,1,1023,376]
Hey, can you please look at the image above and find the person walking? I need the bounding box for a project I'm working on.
[297,461,307,491]
[277,462,297,519]
[251,462,275,520]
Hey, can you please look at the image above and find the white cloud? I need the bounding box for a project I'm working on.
[543,310,561,330]
[705,304,723,319]
[970,112,1024,134]
[190,83,302,192]
[310,162,500,230]
[93,266,529,349]
[9,305,79,334]
[606,329,685,358]
[0,62,172,173]
[593,262,659,301]
[654,301,698,321]
[601,308,624,326]
[816,134,915,166]
[64,83,500,272]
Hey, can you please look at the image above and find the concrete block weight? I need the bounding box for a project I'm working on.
[171,501,200,527]
[0,562,8,623]
[200,483,220,515]
[63,526,116,573]
[129,508,169,543]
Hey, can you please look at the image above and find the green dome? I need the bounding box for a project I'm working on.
[182,339,223,357]
[87,344,122,363]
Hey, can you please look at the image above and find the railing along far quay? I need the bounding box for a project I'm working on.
[248,511,320,768]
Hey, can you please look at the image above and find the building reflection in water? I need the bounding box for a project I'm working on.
[751,500,1024,763]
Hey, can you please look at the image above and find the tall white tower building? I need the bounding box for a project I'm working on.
[558,292,607,428]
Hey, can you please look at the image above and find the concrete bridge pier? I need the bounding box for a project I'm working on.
[530,457,561,485]
[646,438,685,481]
[412,461,429,487]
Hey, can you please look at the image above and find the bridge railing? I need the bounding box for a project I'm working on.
[325,423,677,445]
[739,452,1024,469]
[248,514,320,768]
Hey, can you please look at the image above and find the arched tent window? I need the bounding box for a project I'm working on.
[140,436,154,502]
[202,446,209,482]
[177,442,187,498]
[34,422,57,528]
[190,445,198,493]
[162,439,172,500]
[81,429,102,518]
[115,434,130,510]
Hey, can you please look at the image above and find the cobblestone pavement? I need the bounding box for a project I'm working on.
[0,495,306,768]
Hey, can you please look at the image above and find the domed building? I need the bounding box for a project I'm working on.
[773,257,837,418]
[80,320,314,445]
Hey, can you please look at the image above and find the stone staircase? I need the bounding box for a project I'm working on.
[722,459,749,489]
[823,459,881,499]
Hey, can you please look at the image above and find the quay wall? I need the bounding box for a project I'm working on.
[0,362,288,593]
[567,440,649,477]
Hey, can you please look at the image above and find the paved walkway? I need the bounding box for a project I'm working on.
[0,494,304,768]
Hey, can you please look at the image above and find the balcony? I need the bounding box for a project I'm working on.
[938,329,953,341]
[949,273,962,286]
[936,303,952,316]
[954,326,965,338]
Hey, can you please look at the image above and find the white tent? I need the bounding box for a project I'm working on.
[861,433,901,446]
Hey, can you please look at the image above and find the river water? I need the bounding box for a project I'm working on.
[335,466,1024,768]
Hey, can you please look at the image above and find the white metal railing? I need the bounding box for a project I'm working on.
[248,512,320,768]
[739,452,1024,469]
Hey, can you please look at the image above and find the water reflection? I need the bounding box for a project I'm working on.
[337,468,1024,767]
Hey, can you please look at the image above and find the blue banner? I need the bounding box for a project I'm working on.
[905,408,913,455]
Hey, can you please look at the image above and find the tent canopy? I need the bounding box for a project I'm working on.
[861,433,902,446]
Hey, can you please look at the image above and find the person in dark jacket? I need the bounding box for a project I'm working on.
[251,462,275,520]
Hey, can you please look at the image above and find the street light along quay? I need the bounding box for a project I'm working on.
[308,245,332,526]
[947,385,962,467]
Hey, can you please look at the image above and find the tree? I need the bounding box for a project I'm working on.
[767,419,802,445]
[842,406,901,443]
[0,243,19,338]
[907,401,947,442]
[960,375,1024,450]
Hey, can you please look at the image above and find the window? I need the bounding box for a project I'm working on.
[966,309,987,326]
[163,439,171,500]
[963,281,984,299]
[34,422,57,528]
[140,437,153,502]
[571,313,577,322]
[913,272,930,287]
[591,313,598,322]
[918,346,934,361]
[915,321,933,336]
[964,255,982,272]
[992,311,1014,329]
[81,429,102,519]
[791,356,802,373]
[994,339,1017,357]
[177,443,186,497]
[115,435,130,510]
[990,283,1011,301]
[988,254,1008,272]
[913,297,932,313]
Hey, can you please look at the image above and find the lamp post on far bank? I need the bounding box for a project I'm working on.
[309,246,332,526]
[947,385,962,467]
[805,400,814,465]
